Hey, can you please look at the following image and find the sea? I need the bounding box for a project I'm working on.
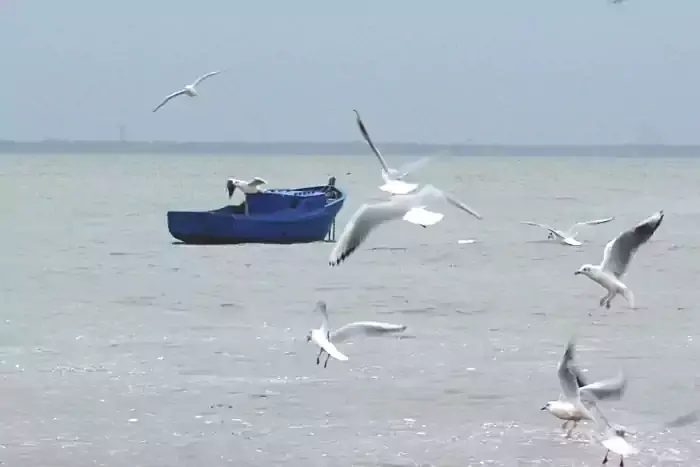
[1,151,699,466]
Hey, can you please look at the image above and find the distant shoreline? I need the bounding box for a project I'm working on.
[0,140,697,157]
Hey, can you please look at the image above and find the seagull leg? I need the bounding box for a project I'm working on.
[605,292,616,310]
[561,421,570,433]
[323,353,331,368]
[602,450,609,464]
[316,348,324,365]
[566,421,577,438]
[619,456,624,467]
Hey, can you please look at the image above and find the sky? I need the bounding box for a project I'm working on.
[1,0,699,144]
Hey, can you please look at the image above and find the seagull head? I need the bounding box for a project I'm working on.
[226,179,236,199]
[547,232,554,239]
[574,264,594,277]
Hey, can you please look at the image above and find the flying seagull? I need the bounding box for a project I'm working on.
[305,300,407,368]
[353,109,435,195]
[152,70,223,113]
[595,415,639,467]
[574,210,664,309]
[328,184,482,266]
[520,217,614,246]
[541,338,627,438]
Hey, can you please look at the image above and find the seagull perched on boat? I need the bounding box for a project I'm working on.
[541,338,627,438]
[574,210,664,309]
[328,184,482,267]
[152,70,223,113]
[520,216,615,246]
[353,109,434,195]
[305,300,407,368]
[226,177,267,216]
[226,177,268,198]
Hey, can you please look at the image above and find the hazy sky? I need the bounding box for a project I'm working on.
[1,0,699,144]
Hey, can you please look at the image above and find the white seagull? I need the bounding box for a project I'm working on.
[586,404,639,467]
[152,70,223,113]
[574,210,664,309]
[305,300,407,368]
[226,177,268,198]
[541,338,627,438]
[328,184,482,266]
[599,425,639,467]
[353,109,434,195]
[591,405,700,467]
[520,216,615,246]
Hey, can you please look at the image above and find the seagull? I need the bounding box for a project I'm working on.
[520,217,615,246]
[541,338,627,438]
[226,177,268,198]
[353,109,434,195]
[152,70,223,113]
[226,177,267,216]
[596,418,639,467]
[585,403,639,467]
[328,184,482,266]
[574,210,664,309]
[591,405,700,467]
[305,300,407,368]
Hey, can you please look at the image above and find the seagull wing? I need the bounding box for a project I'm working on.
[191,70,222,87]
[353,109,392,175]
[579,373,628,403]
[315,332,349,361]
[601,435,639,456]
[520,221,565,239]
[246,177,268,187]
[313,300,330,332]
[152,89,187,112]
[330,321,407,343]
[664,409,700,429]
[600,210,664,278]
[564,216,615,237]
[557,339,581,402]
[329,200,407,267]
[420,184,482,220]
[569,364,590,389]
[395,155,435,180]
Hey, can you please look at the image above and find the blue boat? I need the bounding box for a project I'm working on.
[167,179,345,245]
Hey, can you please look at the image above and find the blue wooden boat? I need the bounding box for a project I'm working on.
[167,180,345,245]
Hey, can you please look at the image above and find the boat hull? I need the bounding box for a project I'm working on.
[167,185,345,245]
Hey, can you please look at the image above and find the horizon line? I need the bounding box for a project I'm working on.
[0,139,692,148]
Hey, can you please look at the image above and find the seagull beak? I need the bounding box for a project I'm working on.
[226,181,235,199]
[540,406,548,411]
[305,335,311,343]
[574,270,582,275]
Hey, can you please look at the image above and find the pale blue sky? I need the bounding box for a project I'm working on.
[1,0,698,144]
